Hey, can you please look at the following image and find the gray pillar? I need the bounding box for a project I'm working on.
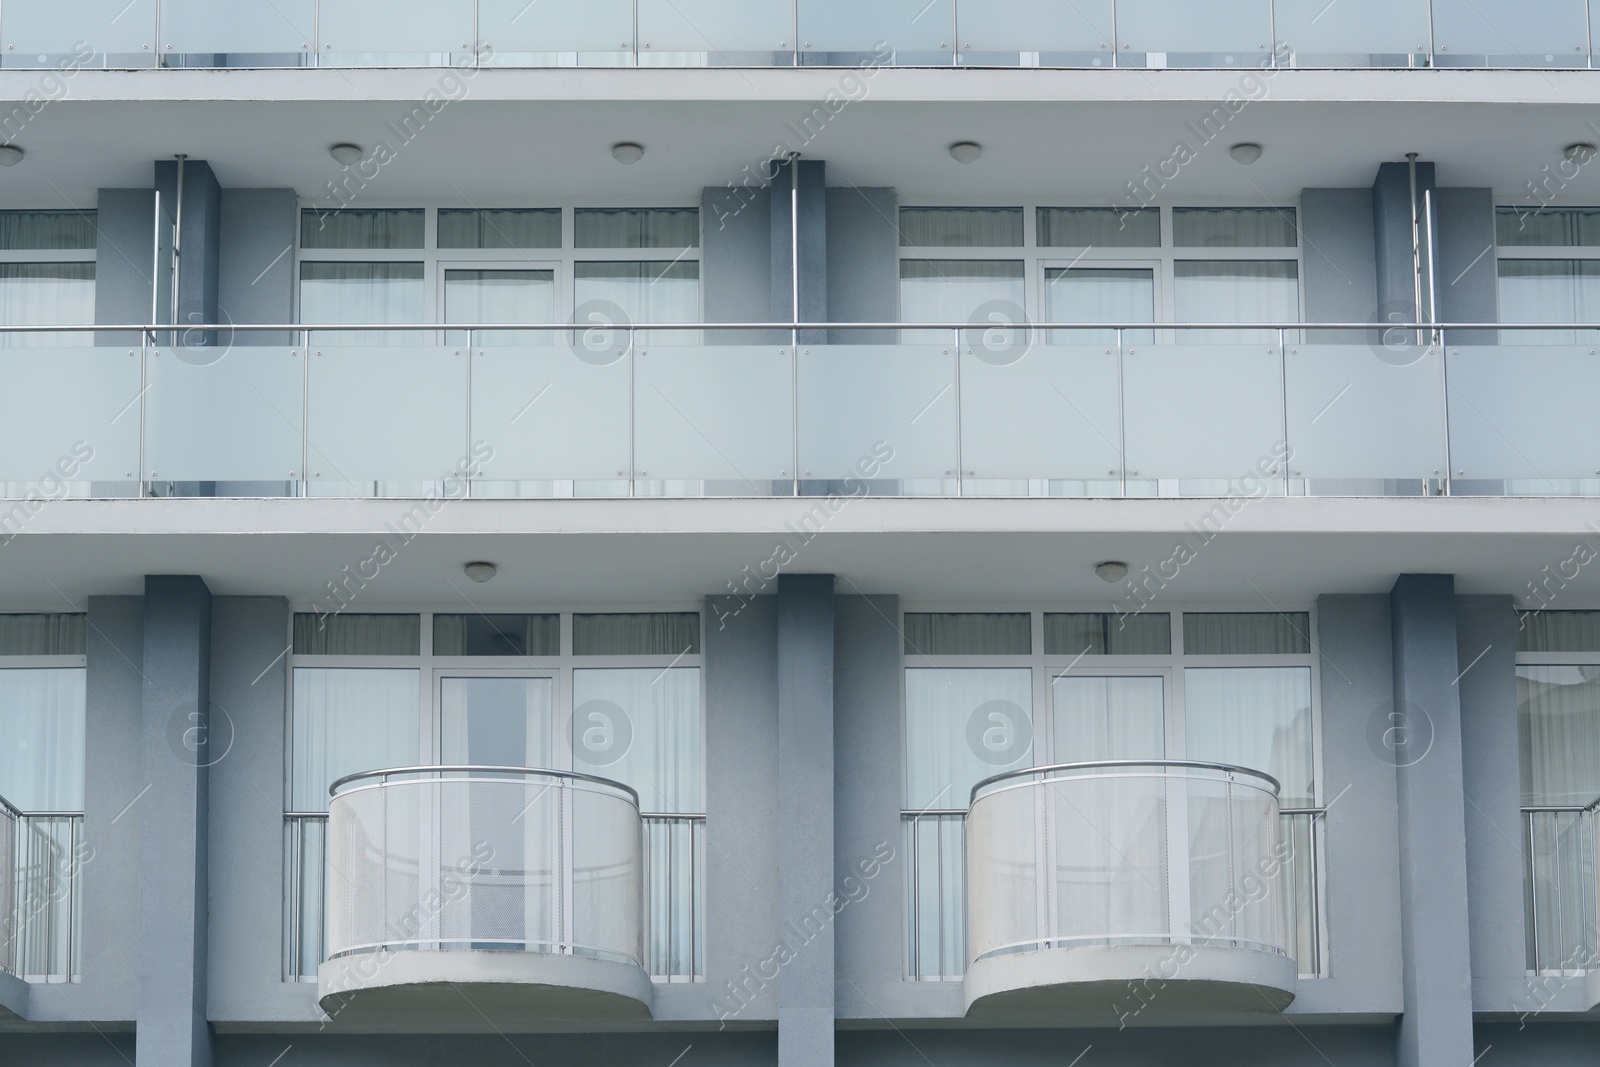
[771,159,827,334]
[1389,574,1474,1067]
[1435,187,1498,344]
[1372,160,1438,327]
[825,187,898,345]
[137,575,213,1067]
[777,574,835,1067]
[1299,188,1378,342]
[93,188,157,345]
[154,159,223,337]
[703,182,776,345]
[219,188,298,345]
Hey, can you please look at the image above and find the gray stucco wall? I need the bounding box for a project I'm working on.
[703,182,776,344]
[1435,187,1497,341]
[1300,188,1379,331]
[1372,161,1437,325]
[94,188,157,341]
[217,189,297,344]
[825,187,898,344]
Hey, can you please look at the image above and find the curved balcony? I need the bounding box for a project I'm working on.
[317,766,651,1025]
[964,761,1296,1018]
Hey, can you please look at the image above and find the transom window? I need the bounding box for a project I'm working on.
[1495,207,1600,345]
[295,206,701,345]
[0,211,97,346]
[898,205,1302,344]
[283,608,705,983]
[900,607,1323,980]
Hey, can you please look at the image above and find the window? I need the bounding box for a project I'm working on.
[1515,609,1600,974]
[0,211,97,346]
[1496,207,1600,345]
[283,608,706,983]
[897,204,1301,344]
[901,607,1322,979]
[0,613,87,981]
[296,206,702,345]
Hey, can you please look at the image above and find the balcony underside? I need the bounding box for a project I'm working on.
[317,950,654,1027]
[0,971,27,1020]
[963,944,1296,1019]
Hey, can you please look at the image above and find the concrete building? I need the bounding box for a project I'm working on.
[0,3,1598,1065]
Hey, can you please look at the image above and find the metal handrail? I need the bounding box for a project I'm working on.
[0,793,24,820]
[19,320,1600,332]
[971,759,1282,805]
[328,764,640,807]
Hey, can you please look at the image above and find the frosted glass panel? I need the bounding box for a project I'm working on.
[634,345,792,483]
[957,0,1113,52]
[1122,344,1283,480]
[0,346,140,483]
[144,344,305,481]
[1433,0,1587,57]
[317,0,473,54]
[639,0,792,53]
[797,345,955,482]
[960,346,1121,480]
[799,0,951,53]
[1115,0,1272,54]
[1448,346,1600,482]
[3,0,154,54]
[1284,344,1446,480]
[306,347,467,483]
[1272,0,1427,55]
[161,0,314,53]
[470,348,628,481]
[478,0,634,53]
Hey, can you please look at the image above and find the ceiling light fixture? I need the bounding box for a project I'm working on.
[1565,142,1597,164]
[1229,142,1263,165]
[463,561,498,583]
[949,141,983,164]
[328,143,363,166]
[0,145,24,167]
[1094,561,1130,583]
[611,142,645,165]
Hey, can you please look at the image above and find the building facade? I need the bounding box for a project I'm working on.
[1,2,1599,1065]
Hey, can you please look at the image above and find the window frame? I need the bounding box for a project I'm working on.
[0,209,99,331]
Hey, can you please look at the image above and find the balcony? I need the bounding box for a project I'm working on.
[318,766,652,1025]
[4,0,1599,70]
[3,322,1594,502]
[0,792,82,1020]
[963,761,1295,1018]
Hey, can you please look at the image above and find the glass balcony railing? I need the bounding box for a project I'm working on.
[0,321,1592,503]
[11,0,1600,70]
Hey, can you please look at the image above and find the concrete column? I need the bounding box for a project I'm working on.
[771,159,827,335]
[1435,187,1498,344]
[219,188,298,345]
[777,574,835,1067]
[703,182,776,346]
[825,187,898,345]
[137,575,214,1067]
[1372,160,1438,328]
[1389,574,1474,1067]
[153,159,223,337]
[93,188,157,347]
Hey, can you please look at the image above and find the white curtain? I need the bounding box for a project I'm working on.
[1173,260,1299,344]
[437,208,560,250]
[1497,260,1600,345]
[290,668,421,811]
[0,264,95,346]
[299,208,424,250]
[0,668,86,812]
[1173,208,1298,248]
[1184,667,1314,808]
[572,613,700,656]
[1183,612,1310,655]
[0,614,85,656]
[1037,207,1159,249]
[299,261,425,346]
[444,268,554,346]
[904,667,1033,809]
[900,259,1024,343]
[292,612,420,655]
[899,208,1024,248]
[1518,665,1600,805]
[1044,266,1155,345]
[902,613,1030,656]
[571,667,703,813]
[1497,207,1600,248]
[573,261,699,345]
[1518,611,1600,653]
[575,209,699,250]
[1045,612,1170,655]
[0,211,96,251]
[1051,675,1166,762]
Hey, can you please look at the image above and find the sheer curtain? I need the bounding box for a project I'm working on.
[439,677,553,768]
[299,262,425,346]
[290,668,421,811]
[899,208,1024,248]
[0,614,86,655]
[1518,665,1600,805]
[1518,611,1600,653]
[1173,261,1299,344]
[1173,208,1298,248]
[1045,613,1170,655]
[1051,675,1165,762]
[0,211,96,251]
[438,209,560,250]
[1497,207,1600,248]
[575,209,699,250]
[573,262,700,345]
[292,613,420,655]
[573,613,700,656]
[900,259,1025,343]
[902,613,1030,656]
[1183,612,1311,655]
[904,668,1033,809]
[0,668,86,811]
[571,667,703,813]
[300,209,424,250]
[1497,260,1600,345]
[1183,667,1314,807]
[444,268,555,346]
[1037,207,1159,249]
[1044,267,1155,345]
[0,264,95,346]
